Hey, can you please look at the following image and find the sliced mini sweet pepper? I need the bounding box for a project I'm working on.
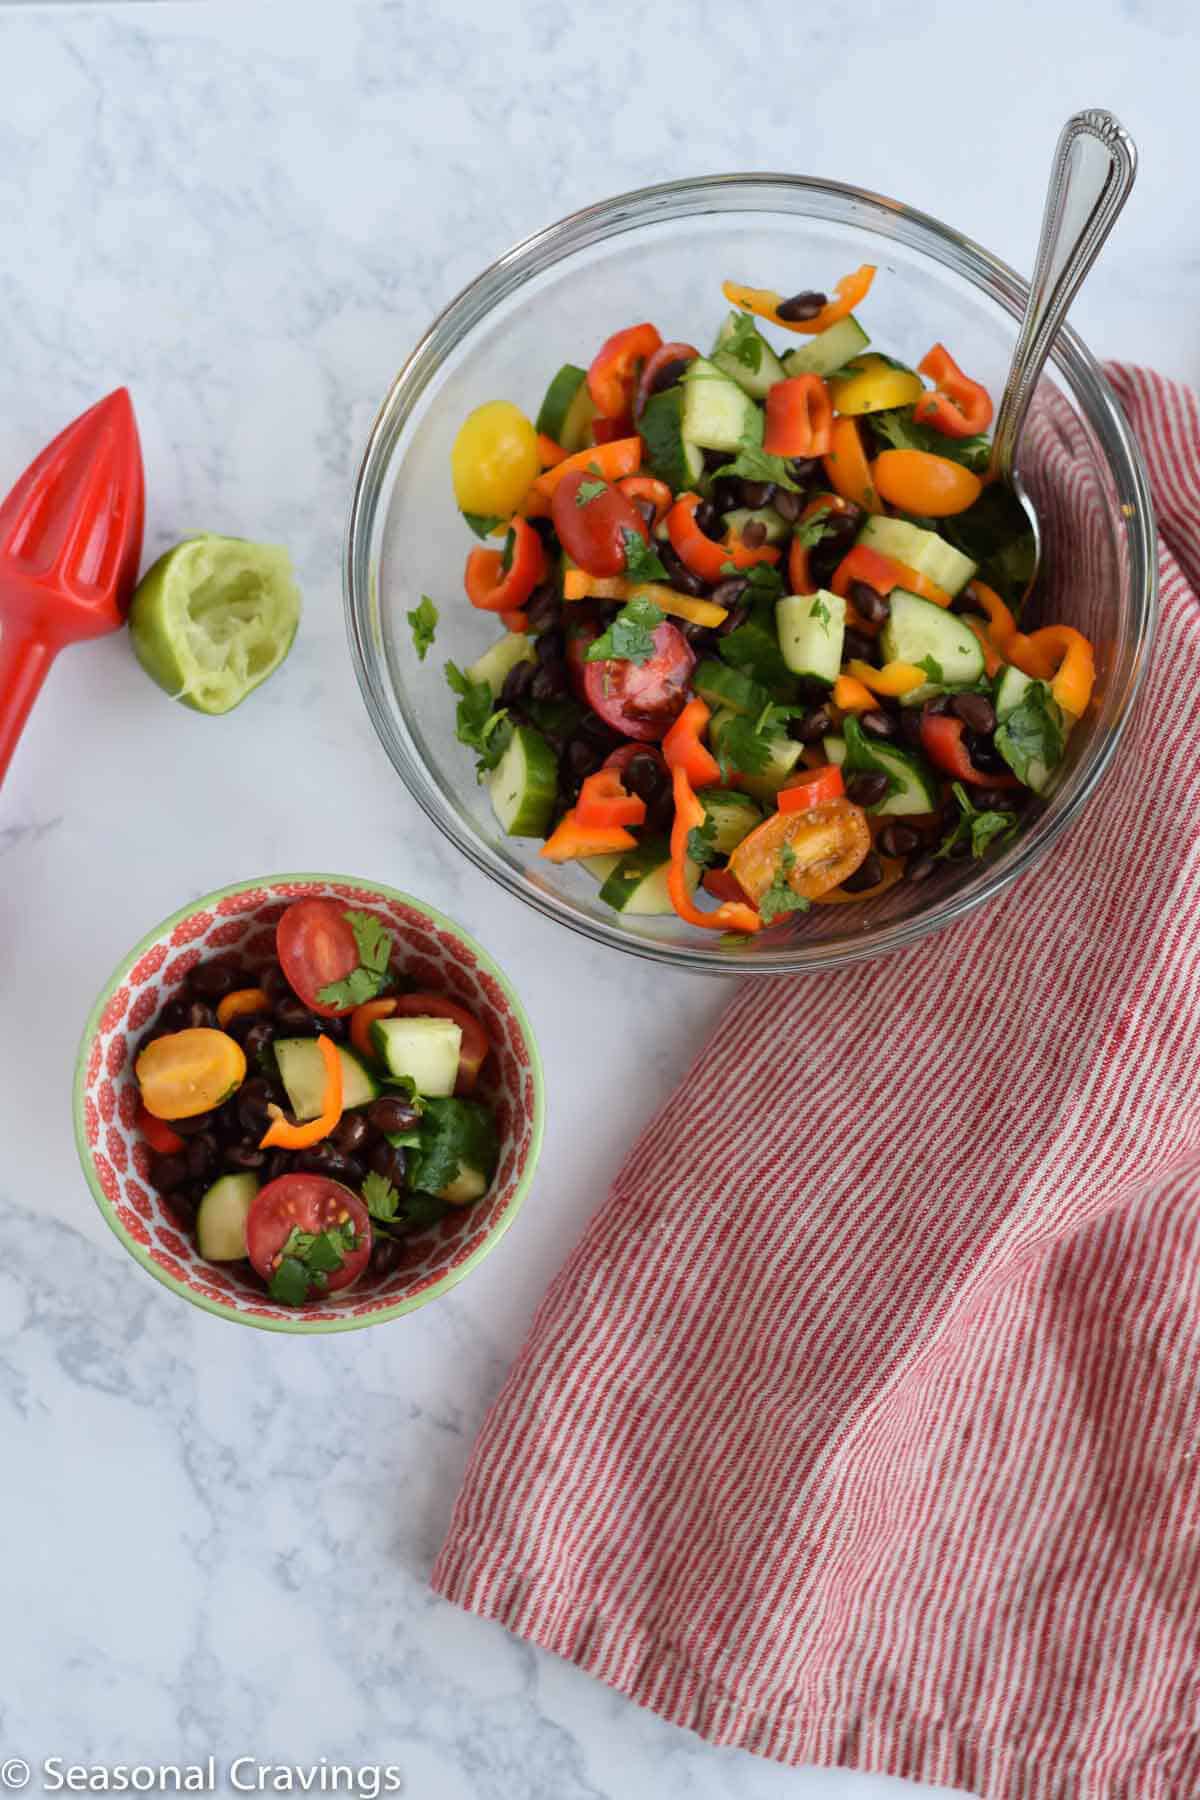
[764,375,834,457]
[777,764,844,813]
[964,616,1004,678]
[832,673,877,712]
[914,343,995,438]
[920,714,1019,788]
[845,658,928,698]
[138,1104,184,1156]
[464,516,546,613]
[662,696,721,789]
[560,569,729,629]
[1019,625,1096,716]
[350,996,398,1064]
[215,987,268,1029]
[822,417,882,514]
[260,1034,344,1150]
[722,266,876,335]
[539,809,637,863]
[532,435,642,500]
[788,493,854,594]
[575,768,647,830]
[587,323,663,420]
[964,580,1017,651]
[591,415,633,444]
[831,543,952,610]
[702,865,753,907]
[666,492,781,584]
[669,767,761,933]
[617,474,674,529]
[634,341,699,420]
[830,355,924,416]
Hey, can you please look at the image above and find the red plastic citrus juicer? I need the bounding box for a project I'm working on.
[0,388,145,788]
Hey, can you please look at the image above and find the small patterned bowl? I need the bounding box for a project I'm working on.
[73,873,545,1333]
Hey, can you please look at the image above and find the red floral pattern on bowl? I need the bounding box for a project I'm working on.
[73,875,544,1334]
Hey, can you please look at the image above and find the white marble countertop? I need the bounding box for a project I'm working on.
[2,3,1195,1796]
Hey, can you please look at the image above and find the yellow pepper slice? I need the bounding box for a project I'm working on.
[830,355,924,416]
[845,658,928,698]
[136,1028,246,1121]
[560,570,728,629]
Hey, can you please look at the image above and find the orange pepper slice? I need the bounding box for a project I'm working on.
[823,417,882,514]
[531,436,641,500]
[722,266,876,336]
[215,987,268,1029]
[260,1034,343,1150]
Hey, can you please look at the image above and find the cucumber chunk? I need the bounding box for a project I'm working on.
[371,1017,462,1098]
[681,358,764,453]
[440,1165,490,1206]
[710,312,787,400]
[994,667,1065,793]
[721,505,790,545]
[275,1041,380,1121]
[776,590,845,683]
[839,719,940,816]
[639,387,705,492]
[466,631,535,698]
[196,1173,258,1262]
[598,838,698,915]
[487,725,558,837]
[858,516,977,596]
[699,790,763,855]
[781,315,870,379]
[710,707,803,800]
[693,658,773,718]
[879,591,985,699]
[536,364,596,452]
[580,853,623,883]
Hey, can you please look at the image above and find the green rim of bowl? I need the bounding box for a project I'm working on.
[72,872,546,1335]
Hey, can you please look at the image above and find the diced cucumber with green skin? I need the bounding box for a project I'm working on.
[699,790,763,856]
[993,667,1063,793]
[824,735,846,766]
[710,708,804,800]
[777,590,845,683]
[681,358,764,453]
[598,839,697,915]
[781,315,870,379]
[711,312,787,400]
[721,505,790,545]
[858,516,977,596]
[639,387,705,492]
[371,1017,462,1097]
[581,853,623,883]
[466,632,535,698]
[275,1041,380,1122]
[440,1166,489,1205]
[693,658,773,718]
[879,591,985,700]
[839,721,940,816]
[535,364,596,452]
[487,726,558,837]
[196,1173,258,1262]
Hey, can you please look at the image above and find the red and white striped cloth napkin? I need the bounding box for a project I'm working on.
[434,368,1200,1800]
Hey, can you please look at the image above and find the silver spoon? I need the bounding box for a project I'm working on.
[955,110,1137,608]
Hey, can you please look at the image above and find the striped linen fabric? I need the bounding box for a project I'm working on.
[433,368,1200,1800]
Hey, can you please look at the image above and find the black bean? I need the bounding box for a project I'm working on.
[266,1150,294,1183]
[965,730,1008,774]
[906,854,937,883]
[293,1142,355,1180]
[368,1140,408,1188]
[260,963,291,1005]
[535,627,565,666]
[566,738,602,781]
[790,705,832,744]
[645,789,676,837]
[340,1156,366,1189]
[860,709,897,740]
[701,447,729,473]
[369,1233,404,1279]
[367,1095,421,1136]
[840,851,884,892]
[225,1142,267,1171]
[236,1077,273,1128]
[922,694,954,719]
[694,499,720,538]
[524,582,560,634]
[332,1113,370,1156]
[577,711,623,751]
[213,1101,247,1145]
[224,1010,265,1046]
[973,785,1023,813]
[500,660,535,710]
[877,823,920,858]
[842,630,875,666]
[951,692,997,734]
[709,478,743,515]
[772,488,804,524]
[740,520,768,549]
[189,960,239,999]
[530,661,567,701]
[149,1151,189,1193]
[186,1001,216,1031]
[846,771,890,808]
[739,480,775,509]
[274,996,316,1034]
[624,752,666,803]
[242,1022,276,1068]
[787,457,821,487]
[185,1134,218,1181]
[848,581,890,628]
[658,543,708,596]
[775,291,827,322]
[682,623,720,657]
[715,603,749,639]
[649,355,691,395]
[157,997,191,1034]
[898,709,924,748]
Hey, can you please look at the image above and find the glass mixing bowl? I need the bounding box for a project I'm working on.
[344,174,1156,974]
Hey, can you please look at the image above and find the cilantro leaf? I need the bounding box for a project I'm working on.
[575,478,608,506]
[842,716,901,803]
[811,597,832,631]
[621,530,668,585]
[791,503,840,551]
[917,653,944,683]
[994,680,1065,787]
[868,408,991,472]
[686,809,718,869]
[715,701,803,782]
[718,559,785,604]
[758,844,811,926]
[406,594,438,661]
[305,1229,353,1276]
[712,435,802,493]
[316,910,395,1008]
[398,1190,450,1233]
[445,661,513,773]
[719,313,766,373]
[461,512,505,539]
[362,1170,401,1222]
[934,782,1019,861]
[585,596,665,667]
[407,1097,499,1201]
[268,1257,310,1306]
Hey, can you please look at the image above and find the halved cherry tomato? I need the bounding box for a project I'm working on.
[914,344,994,438]
[617,475,674,530]
[703,866,753,906]
[136,1029,247,1121]
[822,417,881,513]
[351,996,398,1064]
[728,798,872,905]
[582,621,696,742]
[872,449,982,517]
[464,516,547,612]
[777,764,844,813]
[588,323,663,420]
[576,768,647,829]
[276,898,363,1019]
[551,467,648,578]
[388,994,490,1094]
[666,492,780,585]
[764,376,834,458]
[634,341,699,420]
[138,1104,184,1155]
[920,713,1019,788]
[246,1175,371,1295]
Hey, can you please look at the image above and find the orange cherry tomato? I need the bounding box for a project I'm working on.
[822,417,882,514]
[871,449,983,517]
[728,799,872,905]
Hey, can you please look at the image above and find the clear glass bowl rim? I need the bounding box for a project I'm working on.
[343,171,1157,976]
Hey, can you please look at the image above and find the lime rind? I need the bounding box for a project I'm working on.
[129,532,301,715]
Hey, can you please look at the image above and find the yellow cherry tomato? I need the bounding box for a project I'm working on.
[136,1028,247,1120]
[451,401,540,518]
[830,355,925,416]
[728,799,872,905]
[871,449,983,517]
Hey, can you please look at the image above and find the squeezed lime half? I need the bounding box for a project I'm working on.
[128,533,301,715]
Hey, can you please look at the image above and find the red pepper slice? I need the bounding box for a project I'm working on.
[616,475,674,530]
[919,713,1019,788]
[764,376,834,458]
[702,865,753,906]
[666,493,781,585]
[662,696,721,789]
[634,341,699,420]
[913,343,995,439]
[575,768,647,830]
[591,415,633,445]
[669,767,761,933]
[777,764,845,813]
[463,517,546,613]
[138,1104,185,1156]
[587,323,663,421]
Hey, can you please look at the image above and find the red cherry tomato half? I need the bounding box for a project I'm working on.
[583,622,696,742]
[387,994,490,1094]
[551,468,649,578]
[276,898,362,1018]
[246,1175,372,1295]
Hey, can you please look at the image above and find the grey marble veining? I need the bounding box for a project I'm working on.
[0,3,1194,1795]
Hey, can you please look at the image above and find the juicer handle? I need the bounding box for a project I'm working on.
[0,626,56,788]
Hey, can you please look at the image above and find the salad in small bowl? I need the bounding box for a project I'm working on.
[74,875,544,1332]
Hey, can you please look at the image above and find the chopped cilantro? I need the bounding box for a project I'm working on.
[445,661,513,773]
[791,504,840,551]
[917,653,944,683]
[361,1170,401,1223]
[268,1257,309,1307]
[715,701,803,782]
[935,782,1019,861]
[994,681,1065,787]
[622,530,668,584]
[758,844,811,926]
[407,1097,499,1201]
[711,434,803,493]
[407,594,438,661]
[720,313,766,373]
[585,596,665,667]
[718,560,785,604]
[575,478,607,506]
[842,716,901,802]
[462,512,504,539]
[811,597,832,631]
[686,809,718,869]
[316,910,395,1008]
[267,1221,358,1306]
